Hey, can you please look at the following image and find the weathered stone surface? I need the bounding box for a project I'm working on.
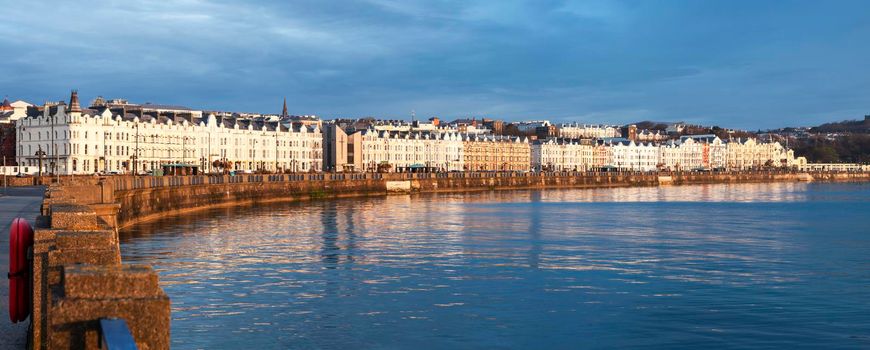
[50,204,101,230]
[49,296,170,350]
[64,265,161,299]
[55,230,115,250]
[32,178,171,350]
[48,249,121,268]
[90,203,121,229]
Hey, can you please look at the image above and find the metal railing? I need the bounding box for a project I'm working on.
[99,318,137,350]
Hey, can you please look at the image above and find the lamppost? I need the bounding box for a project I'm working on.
[274,133,279,173]
[206,131,211,174]
[36,146,46,177]
[133,122,139,176]
[102,115,110,173]
[16,123,23,173]
[52,113,59,180]
[50,113,55,175]
[182,135,187,167]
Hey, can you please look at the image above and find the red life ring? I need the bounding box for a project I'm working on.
[8,217,33,323]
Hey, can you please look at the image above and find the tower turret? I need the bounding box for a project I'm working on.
[281,97,289,118]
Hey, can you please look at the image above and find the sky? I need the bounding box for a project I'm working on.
[1,0,869,129]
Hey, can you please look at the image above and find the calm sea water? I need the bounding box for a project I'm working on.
[120,182,870,349]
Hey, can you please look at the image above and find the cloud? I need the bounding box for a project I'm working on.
[0,0,868,129]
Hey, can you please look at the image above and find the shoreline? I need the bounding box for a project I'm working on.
[112,171,870,231]
[117,181,651,231]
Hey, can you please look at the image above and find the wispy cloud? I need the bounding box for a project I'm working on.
[0,0,868,128]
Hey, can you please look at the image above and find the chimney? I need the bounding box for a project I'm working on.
[69,89,81,113]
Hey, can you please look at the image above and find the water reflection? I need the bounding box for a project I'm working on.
[120,182,870,349]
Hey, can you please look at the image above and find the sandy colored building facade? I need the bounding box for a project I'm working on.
[463,135,530,171]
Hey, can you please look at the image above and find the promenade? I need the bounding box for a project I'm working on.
[0,186,44,349]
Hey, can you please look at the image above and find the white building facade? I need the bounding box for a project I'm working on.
[606,140,659,171]
[354,130,465,172]
[17,93,322,175]
[657,135,727,171]
[531,139,595,171]
[557,124,622,139]
[726,138,795,170]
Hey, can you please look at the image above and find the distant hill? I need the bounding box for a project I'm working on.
[790,116,870,163]
[628,121,756,140]
[629,121,679,131]
[810,116,870,134]
[792,134,870,163]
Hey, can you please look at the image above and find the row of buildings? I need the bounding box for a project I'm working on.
[531,135,800,172]
[11,92,323,175]
[4,91,803,175]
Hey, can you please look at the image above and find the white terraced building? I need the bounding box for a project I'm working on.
[726,138,796,170]
[557,123,622,139]
[525,134,798,173]
[531,139,598,171]
[657,135,728,171]
[606,140,660,171]
[16,91,322,175]
[349,129,465,172]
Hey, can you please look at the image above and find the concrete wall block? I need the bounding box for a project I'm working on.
[49,296,170,350]
[55,231,115,250]
[50,204,101,230]
[34,228,62,247]
[47,248,121,268]
[63,265,161,299]
[98,179,115,204]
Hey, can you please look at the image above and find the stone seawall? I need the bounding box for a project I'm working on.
[109,171,870,230]
[31,179,170,349]
[112,172,661,229]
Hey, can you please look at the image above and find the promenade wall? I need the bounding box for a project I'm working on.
[106,170,870,229]
[30,179,169,349]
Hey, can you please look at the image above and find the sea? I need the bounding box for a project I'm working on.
[120,182,870,349]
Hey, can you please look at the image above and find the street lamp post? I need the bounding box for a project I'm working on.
[17,123,23,172]
[36,146,46,177]
[275,133,279,173]
[133,122,139,176]
[50,113,56,177]
[182,136,187,168]
[102,115,109,173]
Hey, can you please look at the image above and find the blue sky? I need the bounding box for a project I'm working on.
[1,0,868,129]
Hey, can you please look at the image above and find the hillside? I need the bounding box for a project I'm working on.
[810,116,870,133]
